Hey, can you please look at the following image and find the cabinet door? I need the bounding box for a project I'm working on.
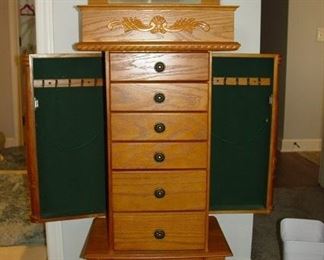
[25,54,279,221]
[210,54,279,213]
[25,54,107,221]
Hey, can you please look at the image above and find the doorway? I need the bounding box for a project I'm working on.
[0,0,36,148]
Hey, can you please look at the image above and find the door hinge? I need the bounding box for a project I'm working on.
[269,94,273,105]
[34,98,39,109]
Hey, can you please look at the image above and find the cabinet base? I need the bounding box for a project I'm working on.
[81,216,232,260]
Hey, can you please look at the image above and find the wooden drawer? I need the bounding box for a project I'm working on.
[110,83,208,111]
[110,53,209,81]
[112,170,206,211]
[79,6,236,44]
[113,212,206,250]
[111,113,208,141]
[111,142,207,170]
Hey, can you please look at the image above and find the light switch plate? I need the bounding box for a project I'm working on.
[317,27,324,42]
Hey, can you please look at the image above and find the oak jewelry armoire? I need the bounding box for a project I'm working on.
[24,0,279,259]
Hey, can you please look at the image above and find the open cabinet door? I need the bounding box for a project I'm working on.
[209,54,279,213]
[25,54,107,222]
[24,53,279,221]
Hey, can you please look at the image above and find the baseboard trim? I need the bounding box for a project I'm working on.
[45,222,64,260]
[5,137,19,148]
[280,138,322,152]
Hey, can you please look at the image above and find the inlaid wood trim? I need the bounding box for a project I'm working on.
[107,16,210,34]
[33,78,103,88]
[75,42,241,52]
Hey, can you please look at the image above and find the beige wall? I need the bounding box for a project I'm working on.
[283,0,324,149]
[0,0,16,145]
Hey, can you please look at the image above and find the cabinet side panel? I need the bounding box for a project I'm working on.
[25,55,41,221]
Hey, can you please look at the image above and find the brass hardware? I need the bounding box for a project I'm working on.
[154,188,166,199]
[107,15,210,35]
[154,123,166,133]
[154,229,166,240]
[154,93,165,103]
[154,152,165,163]
[154,62,165,73]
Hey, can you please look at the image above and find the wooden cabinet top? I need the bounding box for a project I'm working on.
[76,1,240,51]
[88,0,221,5]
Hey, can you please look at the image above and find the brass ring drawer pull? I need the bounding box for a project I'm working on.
[154,93,165,103]
[154,122,166,133]
[154,152,165,162]
[154,229,165,240]
[154,188,166,198]
[154,62,165,73]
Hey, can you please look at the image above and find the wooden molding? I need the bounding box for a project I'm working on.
[88,0,220,6]
[75,41,241,52]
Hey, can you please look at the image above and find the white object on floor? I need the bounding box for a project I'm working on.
[280,218,324,260]
[0,245,47,260]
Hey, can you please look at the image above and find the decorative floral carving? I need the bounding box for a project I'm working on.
[107,15,210,34]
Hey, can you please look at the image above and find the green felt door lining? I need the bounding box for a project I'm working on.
[210,56,274,211]
[35,87,107,218]
[31,55,276,219]
[32,55,107,219]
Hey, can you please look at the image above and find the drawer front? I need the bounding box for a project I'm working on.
[80,8,235,43]
[112,170,206,211]
[111,113,208,141]
[110,53,209,81]
[110,83,208,111]
[113,212,206,250]
[111,142,207,169]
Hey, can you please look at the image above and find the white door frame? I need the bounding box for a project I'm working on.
[34,1,65,260]
[6,0,22,147]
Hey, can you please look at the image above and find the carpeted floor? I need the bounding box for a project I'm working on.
[251,152,324,260]
[0,147,45,246]
[0,147,26,170]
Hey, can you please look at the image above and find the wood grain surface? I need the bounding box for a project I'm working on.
[113,212,206,250]
[110,83,208,111]
[111,113,208,141]
[80,7,235,43]
[81,217,231,259]
[88,0,220,5]
[110,53,209,81]
[112,170,206,211]
[111,142,208,169]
